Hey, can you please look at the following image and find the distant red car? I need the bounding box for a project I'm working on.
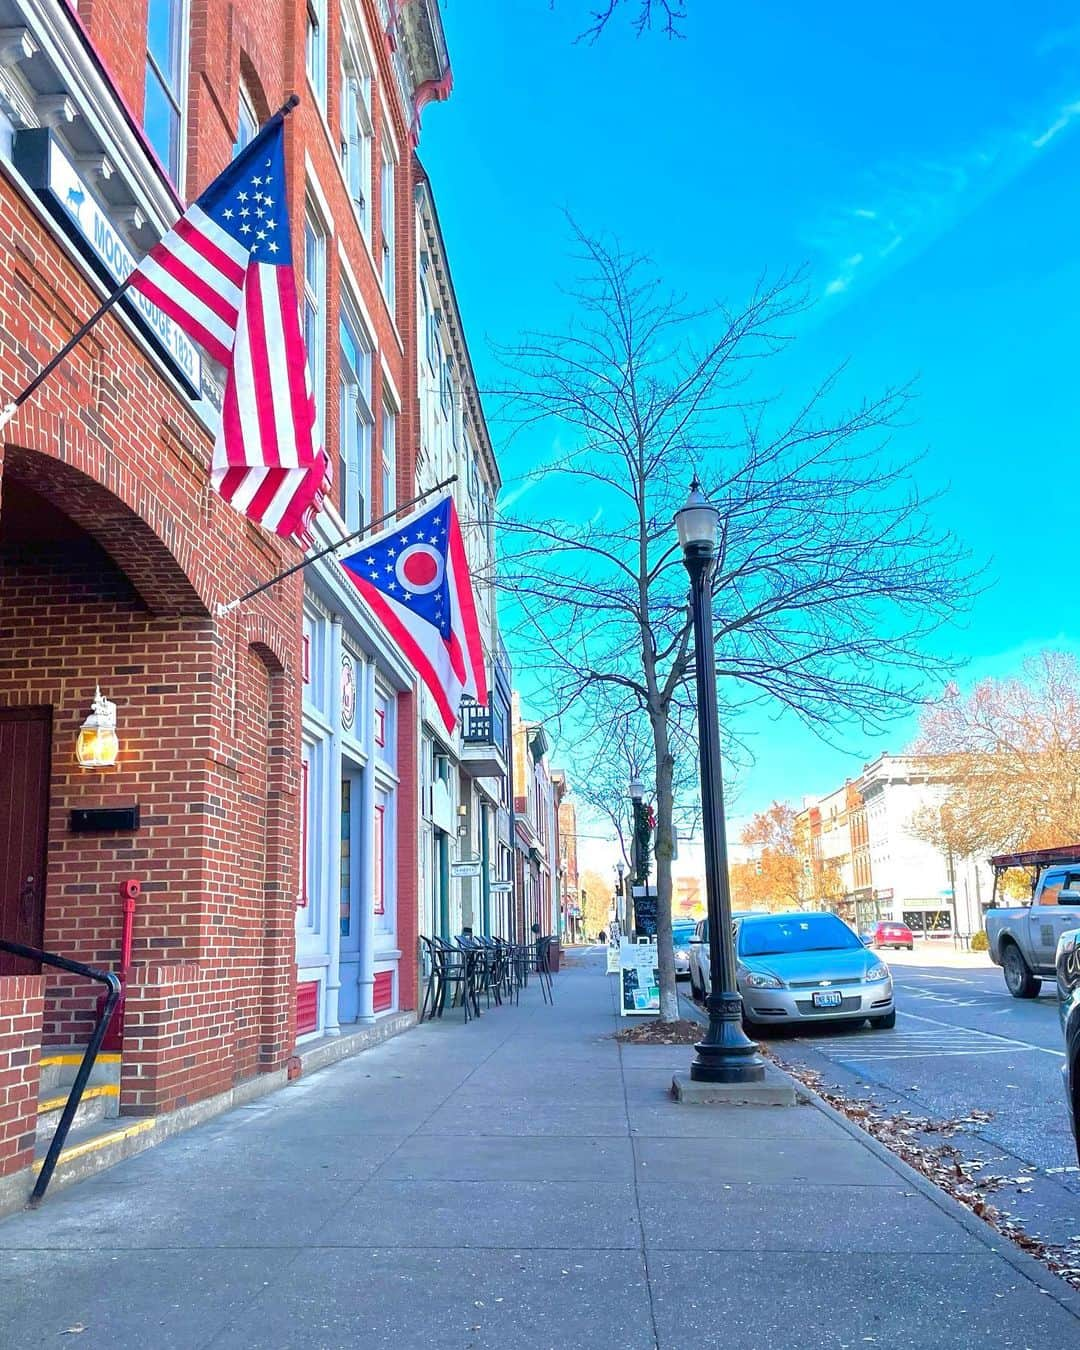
[872,921,914,951]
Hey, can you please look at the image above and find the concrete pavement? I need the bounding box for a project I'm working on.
[2,952,1079,1348]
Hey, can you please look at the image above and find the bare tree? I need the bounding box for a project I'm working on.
[569,0,688,42]
[496,226,973,1020]
[912,651,1080,852]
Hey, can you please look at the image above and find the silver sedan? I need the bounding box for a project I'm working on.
[694,912,895,1030]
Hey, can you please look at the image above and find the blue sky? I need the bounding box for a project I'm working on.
[422,0,1080,818]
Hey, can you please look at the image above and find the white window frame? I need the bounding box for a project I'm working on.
[303,204,328,449]
[381,399,397,515]
[235,81,259,155]
[339,291,374,531]
[144,0,189,189]
[380,140,396,309]
[340,14,374,238]
[306,0,328,109]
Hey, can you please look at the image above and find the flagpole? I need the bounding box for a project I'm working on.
[0,93,302,438]
[215,475,459,615]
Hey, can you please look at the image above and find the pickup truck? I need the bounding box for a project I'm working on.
[986,861,1080,997]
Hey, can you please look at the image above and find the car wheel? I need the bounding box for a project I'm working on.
[870,1009,896,1030]
[690,971,701,1001]
[906,944,913,951]
[1002,943,1041,999]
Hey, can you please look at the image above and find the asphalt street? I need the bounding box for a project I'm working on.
[722,947,1080,1247]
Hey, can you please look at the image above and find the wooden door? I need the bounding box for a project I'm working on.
[0,707,51,975]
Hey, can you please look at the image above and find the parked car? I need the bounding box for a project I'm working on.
[672,920,696,980]
[986,863,1080,998]
[687,911,767,1000]
[692,911,895,1029]
[871,920,914,951]
[1056,924,1080,1165]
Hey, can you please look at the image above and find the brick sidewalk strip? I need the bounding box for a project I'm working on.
[2,952,1079,1348]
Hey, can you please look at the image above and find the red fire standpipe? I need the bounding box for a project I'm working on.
[98,878,139,1052]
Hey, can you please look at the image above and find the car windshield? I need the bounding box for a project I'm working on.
[672,924,696,949]
[738,914,863,958]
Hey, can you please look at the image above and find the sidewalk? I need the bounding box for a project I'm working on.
[2,954,1078,1349]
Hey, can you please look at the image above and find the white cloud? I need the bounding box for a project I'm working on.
[1032,99,1080,148]
[810,85,1080,307]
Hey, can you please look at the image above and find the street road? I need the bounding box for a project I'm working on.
[744,947,1080,1247]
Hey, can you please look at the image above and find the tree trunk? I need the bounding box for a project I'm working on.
[651,709,680,1021]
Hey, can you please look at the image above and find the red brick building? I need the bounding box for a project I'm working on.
[0,0,450,1195]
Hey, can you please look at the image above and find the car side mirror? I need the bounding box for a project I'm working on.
[1058,890,1080,906]
[861,936,874,947]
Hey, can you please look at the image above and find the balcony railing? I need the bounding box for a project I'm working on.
[462,698,493,745]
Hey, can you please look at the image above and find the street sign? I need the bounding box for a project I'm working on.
[489,880,513,893]
[451,862,482,879]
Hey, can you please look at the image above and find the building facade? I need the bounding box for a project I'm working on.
[0,0,317,1184]
[512,693,559,937]
[0,0,476,1194]
[795,755,994,937]
[291,0,449,1042]
[412,166,511,942]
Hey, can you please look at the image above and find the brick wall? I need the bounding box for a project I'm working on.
[0,975,43,1177]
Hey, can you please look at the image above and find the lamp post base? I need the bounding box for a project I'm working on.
[689,992,767,1083]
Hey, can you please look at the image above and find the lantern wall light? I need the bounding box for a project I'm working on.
[76,684,119,769]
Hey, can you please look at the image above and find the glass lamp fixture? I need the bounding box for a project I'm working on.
[628,776,645,803]
[674,477,720,553]
[76,685,119,768]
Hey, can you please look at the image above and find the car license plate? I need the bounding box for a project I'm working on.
[812,990,843,1008]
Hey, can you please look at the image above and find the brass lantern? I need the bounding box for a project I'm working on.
[75,685,119,768]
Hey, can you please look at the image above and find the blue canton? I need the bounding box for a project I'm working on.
[195,118,292,263]
[341,498,453,639]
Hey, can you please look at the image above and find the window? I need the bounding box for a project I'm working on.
[440,357,453,418]
[374,803,385,915]
[235,83,258,155]
[306,0,327,108]
[340,22,373,235]
[338,299,374,529]
[423,286,439,371]
[145,0,186,185]
[381,402,396,514]
[380,143,395,307]
[303,213,326,447]
[298,753,311,908]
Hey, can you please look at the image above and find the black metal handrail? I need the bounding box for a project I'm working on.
[0,939,121,1205]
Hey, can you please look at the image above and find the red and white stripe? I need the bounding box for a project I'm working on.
[346,497,487,733]
[130,205,328,541]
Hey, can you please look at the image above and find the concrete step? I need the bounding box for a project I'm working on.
[38,1051,121,1096]
[35,1083,119,1147]
[32,1112,156,1187]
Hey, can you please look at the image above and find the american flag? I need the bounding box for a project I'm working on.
[340,493,487,732]
[129,110,328,541]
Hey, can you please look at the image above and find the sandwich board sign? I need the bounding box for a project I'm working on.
[619,938,660,1016]
[606,937,620,974]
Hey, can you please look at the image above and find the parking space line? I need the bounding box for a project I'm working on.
[898,1009,1065,1057]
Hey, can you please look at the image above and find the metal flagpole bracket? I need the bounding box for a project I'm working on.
[0,402,18,434]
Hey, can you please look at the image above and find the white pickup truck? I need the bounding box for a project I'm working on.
[986,859,1080,997]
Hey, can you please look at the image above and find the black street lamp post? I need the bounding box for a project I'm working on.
[675,480,766,1084]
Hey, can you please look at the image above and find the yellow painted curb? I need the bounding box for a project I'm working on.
[37,1084,120,1115]
[33,1119,155,1172]
[39,1052,122,1068]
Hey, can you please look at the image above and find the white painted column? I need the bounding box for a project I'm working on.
[356,656,377,1022]
[324,614,344,1036]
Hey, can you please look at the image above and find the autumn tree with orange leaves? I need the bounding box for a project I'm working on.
[912,651,1080,855]
[729,802,803,912]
